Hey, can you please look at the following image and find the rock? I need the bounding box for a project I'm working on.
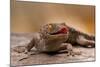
[10,33,95,66]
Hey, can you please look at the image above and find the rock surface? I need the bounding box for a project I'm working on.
[10,33,95,66]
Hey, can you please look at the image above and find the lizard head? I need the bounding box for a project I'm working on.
[40,23,69,36]
[39,23,69,52]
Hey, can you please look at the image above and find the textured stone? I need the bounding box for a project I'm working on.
[10,33,95,66]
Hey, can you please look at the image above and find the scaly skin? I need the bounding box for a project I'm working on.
[25,22,95,54]
[13,23,95,61]
[25,23,70,53]
[64,23,95,47]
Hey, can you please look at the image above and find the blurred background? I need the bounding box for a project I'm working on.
[11,0,95,35]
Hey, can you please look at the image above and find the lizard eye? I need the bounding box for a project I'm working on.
[48,24,52,29]
[47,24,53,33]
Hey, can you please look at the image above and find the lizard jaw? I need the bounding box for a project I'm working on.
[50,27,68,35]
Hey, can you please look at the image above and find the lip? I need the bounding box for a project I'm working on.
[50,27,68,35]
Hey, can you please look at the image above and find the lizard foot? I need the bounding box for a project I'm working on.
[66,50,81,57]
[58,49,81,57]
[19,51,40,61]
[13,46,26,53]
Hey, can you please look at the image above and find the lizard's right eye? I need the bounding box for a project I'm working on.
[48,24,52,29]
[47,24,53,33]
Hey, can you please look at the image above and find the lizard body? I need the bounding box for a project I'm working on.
[25,23,95,52]
[13,23,95,61]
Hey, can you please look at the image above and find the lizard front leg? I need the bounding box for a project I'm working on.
[13,38,36,54]
[24,37,36,54]
[58,43,81,56]
[25,39,35,52]
[13,35,37,53]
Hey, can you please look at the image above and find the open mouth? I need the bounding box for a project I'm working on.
[50,27,68,35]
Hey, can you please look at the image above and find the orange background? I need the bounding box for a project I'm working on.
[11,0,95,35]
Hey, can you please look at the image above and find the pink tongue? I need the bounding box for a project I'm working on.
[58,27,68,34]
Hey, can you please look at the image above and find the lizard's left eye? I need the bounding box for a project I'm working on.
[48,24,52,29]
[47,24,53,32]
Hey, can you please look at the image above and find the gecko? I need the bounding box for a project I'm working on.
[13,23,95,61]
